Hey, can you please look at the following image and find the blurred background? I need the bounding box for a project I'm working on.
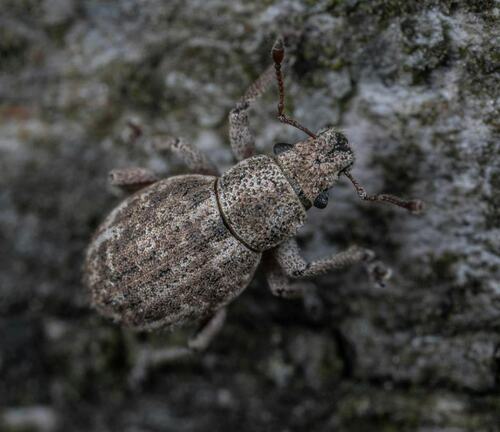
[1,0,499,431]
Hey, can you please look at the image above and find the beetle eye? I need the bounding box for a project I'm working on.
[313,190,329,209]
[273,142,294,155]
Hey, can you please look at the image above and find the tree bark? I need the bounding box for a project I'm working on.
[1,0,498,430]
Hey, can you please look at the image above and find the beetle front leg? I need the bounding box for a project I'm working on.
[229,65,274,160]
[109,167,159,193]
[273,238,392,287]
[153,135,219,176]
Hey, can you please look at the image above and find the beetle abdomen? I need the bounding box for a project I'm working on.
[85,175,261,331]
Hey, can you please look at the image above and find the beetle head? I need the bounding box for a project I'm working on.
[275,127,354,209]
[270,39,421,213]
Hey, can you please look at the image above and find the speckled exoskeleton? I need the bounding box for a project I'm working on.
[84,39,423,375]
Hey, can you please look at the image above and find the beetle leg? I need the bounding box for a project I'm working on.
[109,167,159,193]
[128,344,192,389]
[153,135,219,176]
[128,309,226,389]
[265,255,324,319]
[265,258,311,299]
[188,308,227,351]
[273,238,392,287]
[229,65,274,160]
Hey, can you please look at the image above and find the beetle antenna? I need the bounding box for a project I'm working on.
[344,170,424,214]
[272,38,317,139]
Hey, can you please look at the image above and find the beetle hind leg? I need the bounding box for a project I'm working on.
[188,308,227,351]
[128,308,227,389]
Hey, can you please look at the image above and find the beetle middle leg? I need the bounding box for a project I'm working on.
[265,257,314,298]
[265,256,324,319]
[272,237,392,287]
[229,64,274,160]
[153,135,219,176]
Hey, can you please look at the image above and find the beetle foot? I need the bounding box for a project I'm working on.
[359,248,392,287]
[367,260,392,288]
[128,346,193,390]
[361,248,376,263]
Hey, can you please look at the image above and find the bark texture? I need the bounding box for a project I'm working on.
[1,0,499,431]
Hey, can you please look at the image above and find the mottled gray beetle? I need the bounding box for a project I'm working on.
[85,39,423,362]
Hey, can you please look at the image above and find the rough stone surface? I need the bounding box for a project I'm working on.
[1,1,499,431]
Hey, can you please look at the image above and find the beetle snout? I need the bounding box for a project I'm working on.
[320,129,353,159]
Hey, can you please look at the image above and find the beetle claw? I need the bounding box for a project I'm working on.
[367,260,392,287]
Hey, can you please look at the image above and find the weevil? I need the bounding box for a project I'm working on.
[84,39,423,363]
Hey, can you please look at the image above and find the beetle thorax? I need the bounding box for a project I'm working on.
[275,129,355,207]
[217,155,306,252]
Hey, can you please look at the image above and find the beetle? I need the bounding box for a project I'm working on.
[84,38,423,362]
